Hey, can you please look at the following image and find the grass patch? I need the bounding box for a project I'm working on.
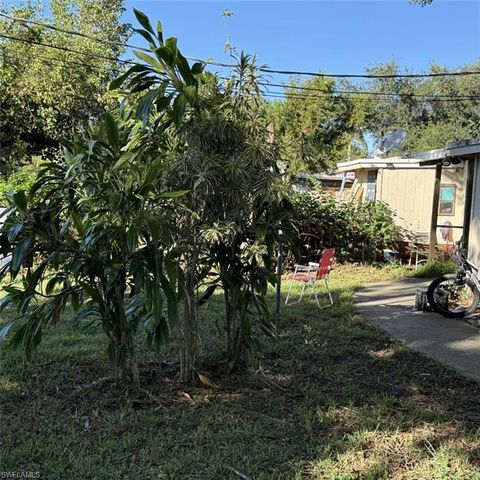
[413,260,458,279]
[1,264,479,479]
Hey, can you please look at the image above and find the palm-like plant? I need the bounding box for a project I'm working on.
[113,11,291,378]
[0,112,181,382]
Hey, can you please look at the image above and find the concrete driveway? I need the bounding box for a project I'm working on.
[354,278,480,383]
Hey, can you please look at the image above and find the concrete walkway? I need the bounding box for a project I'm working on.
[354,278,480,383]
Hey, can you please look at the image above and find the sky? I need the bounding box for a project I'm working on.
[123,0,480,83]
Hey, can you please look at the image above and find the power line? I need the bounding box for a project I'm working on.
[1,46,475,106]
[2,11,480,80]
[1,38,478,105]
[260,81,480,100]
[261,90,477,104]
[2,33,478,104]
[0,33,135,64]
[258,67,480,79]
[0,11,147,53]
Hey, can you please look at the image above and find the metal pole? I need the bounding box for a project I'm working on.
[275,227,283,320]
[429,163,443,263]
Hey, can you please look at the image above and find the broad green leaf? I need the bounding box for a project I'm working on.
[145,215,162,242]
[79,281,102,303]
[176,52,193,84]
[105,113,119,151]
[133,9,155,34]
[12,191,27,214]
[71,291,80,312]
[172,94,187,126]
[45,276,65,295]
[0,322,14,341]
[71,211,84,236]
[113,151,136,171]
[182,85,197,103]
[133,28,157,48]
[154,46,174,66]
[136,90,158,126]
[160,190,190,199]
[133,50,162,69]
[7,224,22,243]
[160,274,178,326]
[144,158,164,186]
[154,316,169,346]
[191,62,204,75]
[109,64,151,91]
[127,226,139,253]
[156,20,164,44]
[11,237,32,272]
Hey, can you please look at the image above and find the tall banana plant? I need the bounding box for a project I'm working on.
[0,112,182,382]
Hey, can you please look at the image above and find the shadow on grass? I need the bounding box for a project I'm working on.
[1,265,479,479]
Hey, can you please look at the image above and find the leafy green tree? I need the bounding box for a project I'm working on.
[266,77,368,173]
[178,58,290,372]
[0,111,182,383]
[0,0,129,175]
[112,12,289,380]
[361,60,480,154]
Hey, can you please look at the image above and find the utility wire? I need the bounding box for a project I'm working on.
[3,33,479,104]
[260,81,480,100]
[258,67,480,79]
[0,33,135,64]
[2,11,480,79]
[1,47,476,105]
[0,11,149,53]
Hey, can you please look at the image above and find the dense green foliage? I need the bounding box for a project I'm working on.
[0,0,129,174]
[0,160,39,205]
[362,60,480,155]
[0,10,287,384]
[266,77,368,173]
[290,189,402,262]
[267,60,480,173]
[0,114,183,382]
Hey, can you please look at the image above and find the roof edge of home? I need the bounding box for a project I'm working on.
[337,138,480,171]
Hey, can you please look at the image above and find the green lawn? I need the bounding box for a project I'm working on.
[1,265,479,479]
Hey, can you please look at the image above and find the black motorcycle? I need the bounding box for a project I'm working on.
[427,239,480,318]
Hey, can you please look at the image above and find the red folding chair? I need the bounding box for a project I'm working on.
[285,248,335,307]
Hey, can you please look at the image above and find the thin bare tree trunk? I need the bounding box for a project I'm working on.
[180,256,197,385]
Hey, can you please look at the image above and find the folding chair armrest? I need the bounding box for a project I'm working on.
[294,264,311,271]
[308,262,319,268]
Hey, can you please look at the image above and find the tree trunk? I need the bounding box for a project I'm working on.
[224,289,236,360]
[180,257,197,385]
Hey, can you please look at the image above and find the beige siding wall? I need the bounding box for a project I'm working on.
[468,158,480,270]
[356,166,466,241]
[376,168,436,234]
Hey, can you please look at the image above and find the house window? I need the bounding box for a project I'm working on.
[365,170,378,201]
[439,185,456,215]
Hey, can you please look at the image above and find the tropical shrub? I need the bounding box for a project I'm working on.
[114,25,289,377]
[1,10,288,386]
[0,160,40,206]
[0,114,180,383]
[290,189,402,262]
